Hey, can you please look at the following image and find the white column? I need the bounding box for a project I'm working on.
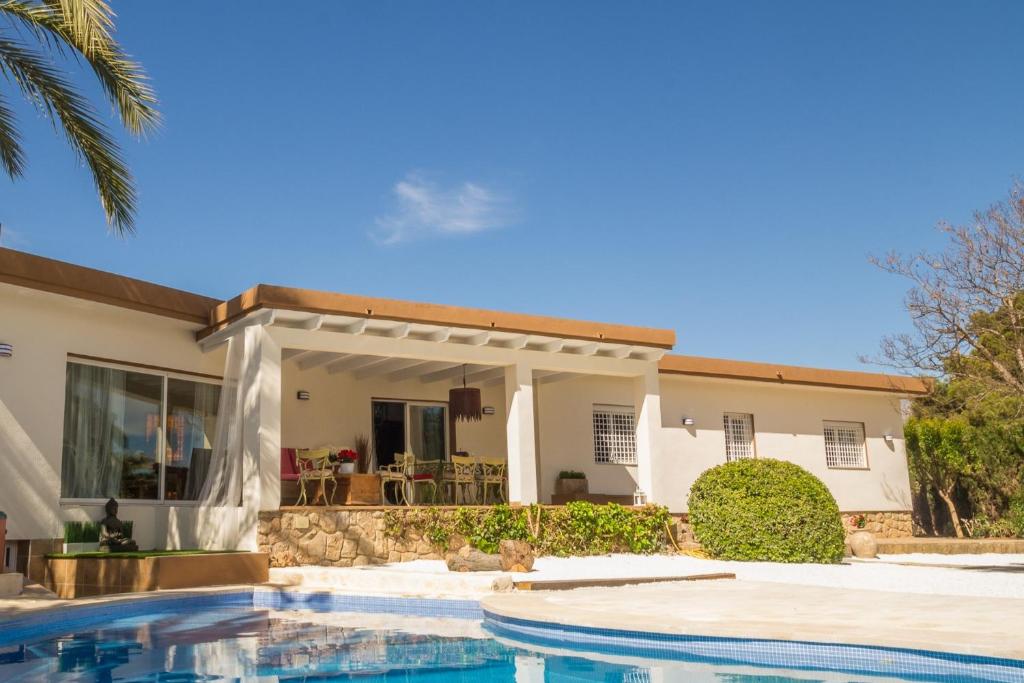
[239,325,281,550]
[633,364,662,505]
[504,362,539,504]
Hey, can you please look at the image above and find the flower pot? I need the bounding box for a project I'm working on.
[847,530,878,558]
[338,462,356,474]
[554,477,588,497]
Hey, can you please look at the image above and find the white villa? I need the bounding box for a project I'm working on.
[0,247,927,565]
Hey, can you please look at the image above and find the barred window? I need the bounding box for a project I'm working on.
[823,421,868,468]
[593,405,636,465]
[723,412,755,461]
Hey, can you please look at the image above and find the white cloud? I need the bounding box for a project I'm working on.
[373,173,513,244]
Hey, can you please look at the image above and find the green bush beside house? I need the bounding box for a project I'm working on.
[688,459,846,563]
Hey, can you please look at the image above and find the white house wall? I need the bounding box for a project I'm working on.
[535,373,913,512]
[0,283,232,548]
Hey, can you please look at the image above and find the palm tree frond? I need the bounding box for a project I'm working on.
[0,35,135,233]
[1,0,159,134]
[0,92,26,177]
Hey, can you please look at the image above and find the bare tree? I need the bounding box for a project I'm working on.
[870,183,1024,404]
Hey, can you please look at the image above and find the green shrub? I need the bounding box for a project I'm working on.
[383,502,671,556]
[1008,492,1024,538]
[688,459,845,563]
[966,514,1016,538]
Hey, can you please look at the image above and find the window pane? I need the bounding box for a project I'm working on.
[164,378,221,500]
[724,413,754,461]
[824,421,867,468]
[410,405,446,461]
[592,406,637,465]
[61,363,162,500]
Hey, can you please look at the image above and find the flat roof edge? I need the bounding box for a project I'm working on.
[0,248,218,324]
[201,284,677,348]
[659,354,931,395]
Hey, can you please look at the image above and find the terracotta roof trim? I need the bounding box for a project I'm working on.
[200,284,678,348]
[0,247,219,324]
[659,354,931,395]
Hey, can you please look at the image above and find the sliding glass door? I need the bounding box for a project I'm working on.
[372,400,448,467]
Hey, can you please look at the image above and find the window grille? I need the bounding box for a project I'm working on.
[823,421,868,468]
[723,412,755,461]
[593,405,637,465]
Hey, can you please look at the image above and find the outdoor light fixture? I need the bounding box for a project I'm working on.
[482,406,496,415]
[449,364,482,422]
[884,433,895,443]
[0,343,11,358]
[296,391,310,401]
[633,488,648,506]
[681,417,695,426]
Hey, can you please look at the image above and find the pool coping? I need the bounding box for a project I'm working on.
[1,585,1022,682]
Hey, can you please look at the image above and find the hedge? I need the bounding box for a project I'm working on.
[383,502,671,556]
[688,459,846,563]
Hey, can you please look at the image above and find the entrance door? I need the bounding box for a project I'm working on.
[372,401,405,468]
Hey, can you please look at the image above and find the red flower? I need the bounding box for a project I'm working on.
[336,449,359,461]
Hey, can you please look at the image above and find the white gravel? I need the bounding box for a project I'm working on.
[274,553,1024,600]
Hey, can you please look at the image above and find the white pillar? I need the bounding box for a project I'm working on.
[504,362,539,504]
[239,325,281,550]
[633,364,662,505]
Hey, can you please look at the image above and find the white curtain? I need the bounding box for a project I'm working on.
[198,331,249,507]
[61,364,127,498]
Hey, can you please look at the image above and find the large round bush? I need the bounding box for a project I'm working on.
[688,459,845,563]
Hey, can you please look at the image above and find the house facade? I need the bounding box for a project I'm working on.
[0,247,926,562]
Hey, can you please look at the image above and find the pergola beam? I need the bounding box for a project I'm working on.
[420,363,487,384]
[326,353,385,375]
[297,351,344,371]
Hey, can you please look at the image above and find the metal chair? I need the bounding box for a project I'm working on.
[480,458,508,504]
[443,454,479,505]
[379,454,438,505]
[295,448,335,505]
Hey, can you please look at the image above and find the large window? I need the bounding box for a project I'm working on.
[60,361,221,502]
[723,412,755,461]
[593,405,637,465]
[823,421,868,469]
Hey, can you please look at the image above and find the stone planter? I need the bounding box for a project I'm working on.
[847,530,878,558]
[554,477,588,497]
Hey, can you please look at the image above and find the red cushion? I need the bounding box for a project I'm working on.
[281,448,299,476]
[411,473,434,481]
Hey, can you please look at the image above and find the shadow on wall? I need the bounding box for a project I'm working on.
[881,476,913,510]
[0,399,62,539]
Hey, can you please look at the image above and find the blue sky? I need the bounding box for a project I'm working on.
[2,2,1023,370]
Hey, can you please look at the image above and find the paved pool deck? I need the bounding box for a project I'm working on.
[482,579,1024,660]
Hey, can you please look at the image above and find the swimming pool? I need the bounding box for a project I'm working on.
[0,591,1020,682]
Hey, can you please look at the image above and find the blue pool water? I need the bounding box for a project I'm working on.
[0,602,1020,682]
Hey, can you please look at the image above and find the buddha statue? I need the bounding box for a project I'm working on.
[100,498,138,552]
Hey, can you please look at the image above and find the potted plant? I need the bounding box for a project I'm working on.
[63,521,101,554]
[335,449,359,474]
[354,434,370,474]
[554,470,588,497]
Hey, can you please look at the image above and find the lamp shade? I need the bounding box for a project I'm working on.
[449,386,482,422]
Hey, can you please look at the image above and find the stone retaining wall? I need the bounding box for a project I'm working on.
[841,511,913,538]
[259,508,443,568]
[257,507,912,568]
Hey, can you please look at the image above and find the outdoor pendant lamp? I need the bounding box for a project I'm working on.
[449,364,482,422]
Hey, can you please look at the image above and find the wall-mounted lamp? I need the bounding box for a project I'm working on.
[296,391,310,401]
[633,488,648,506]
[482,406,496,415]
[883,433,895,443]
[681,417,695,426]
[0,343,11,358]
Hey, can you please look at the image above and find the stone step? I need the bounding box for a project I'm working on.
[876,537,1024,555]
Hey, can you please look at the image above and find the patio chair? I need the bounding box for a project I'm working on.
[480,458,507,504]
[295,448,335,505]
[379,454,438,506]
[378,458,408,505]
[443,454,479,505]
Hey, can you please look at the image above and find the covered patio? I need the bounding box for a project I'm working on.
[196,285,674,548]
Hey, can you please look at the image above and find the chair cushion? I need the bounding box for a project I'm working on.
[411,473,434,481]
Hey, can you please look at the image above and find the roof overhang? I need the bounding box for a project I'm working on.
[0,247,217,324]
[658,354,931,395]
[198,284,676,351]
